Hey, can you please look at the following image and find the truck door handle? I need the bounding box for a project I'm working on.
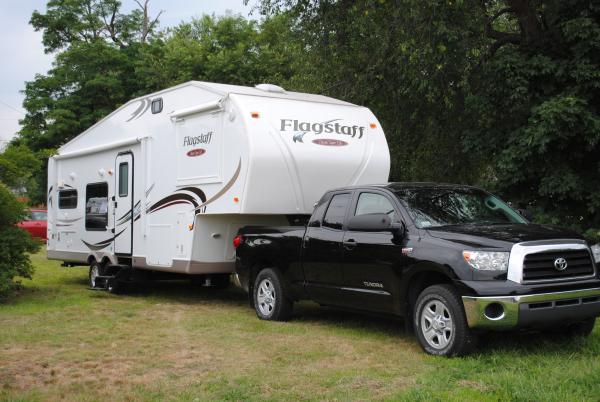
[343,239,357,250]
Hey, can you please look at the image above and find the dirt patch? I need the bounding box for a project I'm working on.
[458,379,489,392]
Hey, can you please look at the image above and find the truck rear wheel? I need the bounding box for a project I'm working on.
[414,284,476,357]
[253,268,292,321]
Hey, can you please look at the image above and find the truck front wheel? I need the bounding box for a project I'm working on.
[253,268,293,321]
[414,284,476,357]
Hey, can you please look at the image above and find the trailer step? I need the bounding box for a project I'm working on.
[90,275,116,290]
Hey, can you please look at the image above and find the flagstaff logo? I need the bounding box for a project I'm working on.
[183,131,213,147]
[280,119,366,144]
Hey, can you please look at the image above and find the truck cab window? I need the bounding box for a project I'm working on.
[85,182,108,231]
[308,196,330,227]
[58,189,78,209]
[322,193,351,230]
[355,192,397,222]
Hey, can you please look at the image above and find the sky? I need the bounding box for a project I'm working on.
[0,0,254,146]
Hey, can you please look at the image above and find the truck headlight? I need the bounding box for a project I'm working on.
[592,244,600,264]
[463,251,509,271]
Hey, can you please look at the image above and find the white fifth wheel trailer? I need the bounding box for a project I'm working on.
[47,81,390,290]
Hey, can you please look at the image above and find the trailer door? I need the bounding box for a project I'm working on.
[114,152,134,255]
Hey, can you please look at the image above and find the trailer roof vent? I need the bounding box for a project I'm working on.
[255,83,286,93]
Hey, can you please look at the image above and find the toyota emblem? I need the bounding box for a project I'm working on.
[554,257,568,271]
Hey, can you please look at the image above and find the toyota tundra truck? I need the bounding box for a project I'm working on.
[233,183,600,356]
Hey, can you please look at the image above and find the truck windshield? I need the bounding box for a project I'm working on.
[393,187,527,229]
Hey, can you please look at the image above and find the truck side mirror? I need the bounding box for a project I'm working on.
[347,213,392,231]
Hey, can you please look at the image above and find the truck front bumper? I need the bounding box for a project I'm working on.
[462,287,600,330]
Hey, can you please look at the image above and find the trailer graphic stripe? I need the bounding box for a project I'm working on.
[81,228,127,251]
[117,200,141,224]
[179,187,207,203]
[194,159,241,212]
[148,193,199,214]
[126,98,151,122]
[150,200,191,213]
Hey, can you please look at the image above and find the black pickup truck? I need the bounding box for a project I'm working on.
[234,183,600,356]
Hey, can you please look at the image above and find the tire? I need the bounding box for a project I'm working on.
[88,261,104,288]
[554,318,596,337]
[414,284,476,357]
[253,268,293,321]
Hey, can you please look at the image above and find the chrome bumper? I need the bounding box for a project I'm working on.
[462,287,600,329]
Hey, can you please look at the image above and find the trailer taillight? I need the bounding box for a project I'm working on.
[233,235,243,249]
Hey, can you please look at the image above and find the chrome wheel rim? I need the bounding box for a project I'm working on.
[256,279,276,317]
[421,300,454,349]
[90,265,99,287]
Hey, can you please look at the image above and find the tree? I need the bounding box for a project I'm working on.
[248,0,489,183]
[250,0,600,239]
[466,0,600,239]
[0,183,40,300]
[30,0,163,52]
[134,13,302,93]
[0,144,43,202]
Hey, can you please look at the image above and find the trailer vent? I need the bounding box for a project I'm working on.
[255,84,286,93]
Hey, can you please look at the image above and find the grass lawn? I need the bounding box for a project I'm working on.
[1,248,600,401]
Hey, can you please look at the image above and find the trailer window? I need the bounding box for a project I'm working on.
[118,162,128,197]
[85,183,108,231]
[151,98,163,114]
[323,193,351,230]
[58,189,77,209]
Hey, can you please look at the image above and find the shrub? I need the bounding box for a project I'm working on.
[0,183,40,299]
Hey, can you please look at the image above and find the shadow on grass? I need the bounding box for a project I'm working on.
[293,303,406,337]
[115,280,249,308]
[59,276,90,286]
[472,329,596,357]
[98,280,598,357]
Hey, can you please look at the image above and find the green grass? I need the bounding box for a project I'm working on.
[1,248,600,401]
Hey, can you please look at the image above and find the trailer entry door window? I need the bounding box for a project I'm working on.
[58,189,78,209]
[118,162,129,197]
[323,193,351,230]
[86,183,108,231]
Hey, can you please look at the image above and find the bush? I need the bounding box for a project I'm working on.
[0,183,40,299]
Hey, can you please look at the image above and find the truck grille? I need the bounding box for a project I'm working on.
[523,249,595,281]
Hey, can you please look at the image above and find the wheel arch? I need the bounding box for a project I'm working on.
[400,262,459,321]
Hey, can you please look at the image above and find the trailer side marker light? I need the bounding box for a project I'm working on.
[188,224,194,231]
[233,235,243,249]
[251,112,260,118]
[233,197,239,203]
[370,123,377,129]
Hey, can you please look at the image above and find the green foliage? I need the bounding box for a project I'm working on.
[30,0,158,52]
[249,0,490,183]
[0,144,44,203]
[0,184,40,300]
[465,0,600,236]
[134,13,301,93]
[252,0,600,238]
